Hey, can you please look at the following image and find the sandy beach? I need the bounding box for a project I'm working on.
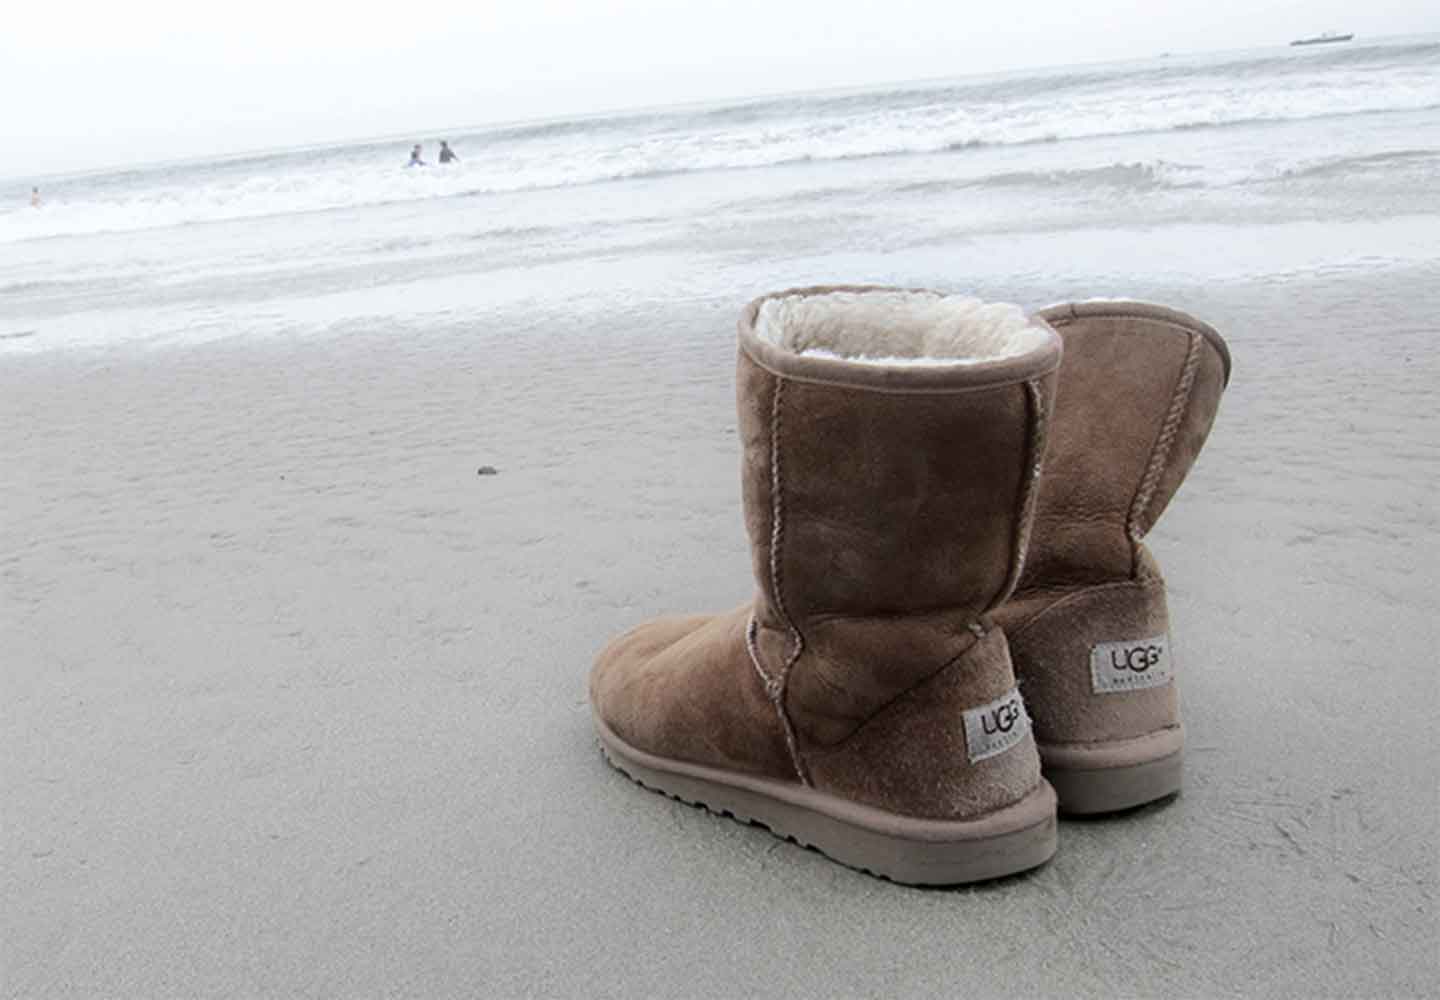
[3,259,1437,996]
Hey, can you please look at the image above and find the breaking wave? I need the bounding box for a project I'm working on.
[2,36,1437,244]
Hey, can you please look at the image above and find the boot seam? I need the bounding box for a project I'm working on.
[735,359,1057,396]
[1125,330,1201,570]
[743,613,809,781]
[783,621,993,751]
[994,377,1049,609]
[762,374,811,786]
[799,632,987,755]
[1004,577,1160,642]
[800,608,989,627]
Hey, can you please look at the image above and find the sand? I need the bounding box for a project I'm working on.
[3,266,1437,998]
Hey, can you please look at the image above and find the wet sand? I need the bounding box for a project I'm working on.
[3,265,1437,997]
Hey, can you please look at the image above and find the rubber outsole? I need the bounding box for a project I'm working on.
[595,716,1057,886]
[1044,749,1183,815]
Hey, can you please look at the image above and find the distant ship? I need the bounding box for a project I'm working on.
[1290,32,1354,47]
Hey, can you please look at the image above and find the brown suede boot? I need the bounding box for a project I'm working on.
[992,300,1231,815]
[591,286,1063,884]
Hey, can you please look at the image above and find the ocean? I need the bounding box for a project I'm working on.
[3,34,1438,353]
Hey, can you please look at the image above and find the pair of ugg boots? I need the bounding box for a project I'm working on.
[591,286,1230,884]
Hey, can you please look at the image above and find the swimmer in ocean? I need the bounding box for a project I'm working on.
[438,141,458,164]
[30,186,41,208]
[407,144,426,167]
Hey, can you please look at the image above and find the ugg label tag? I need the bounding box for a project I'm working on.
[963,690,1031,763]
[1090,634,1173,693]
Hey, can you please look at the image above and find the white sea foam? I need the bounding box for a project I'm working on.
[2,39,1437,244]
[3,37,1439,357]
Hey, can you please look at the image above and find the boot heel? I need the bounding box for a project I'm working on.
[1040,731,1184,814]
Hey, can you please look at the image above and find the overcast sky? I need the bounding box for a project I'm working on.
[2,1,1432,177]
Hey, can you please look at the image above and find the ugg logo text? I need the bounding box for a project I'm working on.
[1090,635,1173,693]
[963,691,1031,762]
[980,699,1023,735]
[1111,644,1163,673]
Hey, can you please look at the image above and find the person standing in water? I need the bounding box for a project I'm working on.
[438,140,458,164]
[30,186,41,208]
[407,144,426,167]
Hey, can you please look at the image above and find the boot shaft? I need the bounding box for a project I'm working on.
[734,287,1062,752]
[736,287,1063,626]
[1021,301,1231,589]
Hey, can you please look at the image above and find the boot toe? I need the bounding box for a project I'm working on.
[590,613,713,748]
[590,607,797,781]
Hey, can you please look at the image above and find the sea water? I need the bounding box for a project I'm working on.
[2,35,1438,353]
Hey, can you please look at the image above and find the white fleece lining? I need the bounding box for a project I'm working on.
[754,291,1045,367]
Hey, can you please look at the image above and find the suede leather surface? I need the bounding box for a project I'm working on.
[736,351,780,627]
[1020,303,1229,589]
[1138,344,1227,539]
[805,626,1042,819]
[738,345,1059,748]
[997,302,1229,750]
[780,611,983,747]
[590,607,796,782]
[999,564,1175,745]
[753,362,1031,620]
[591,286,1061,822]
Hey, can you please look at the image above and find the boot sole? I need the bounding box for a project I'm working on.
[595,716,1057,886]
[1040,729,1184,815]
